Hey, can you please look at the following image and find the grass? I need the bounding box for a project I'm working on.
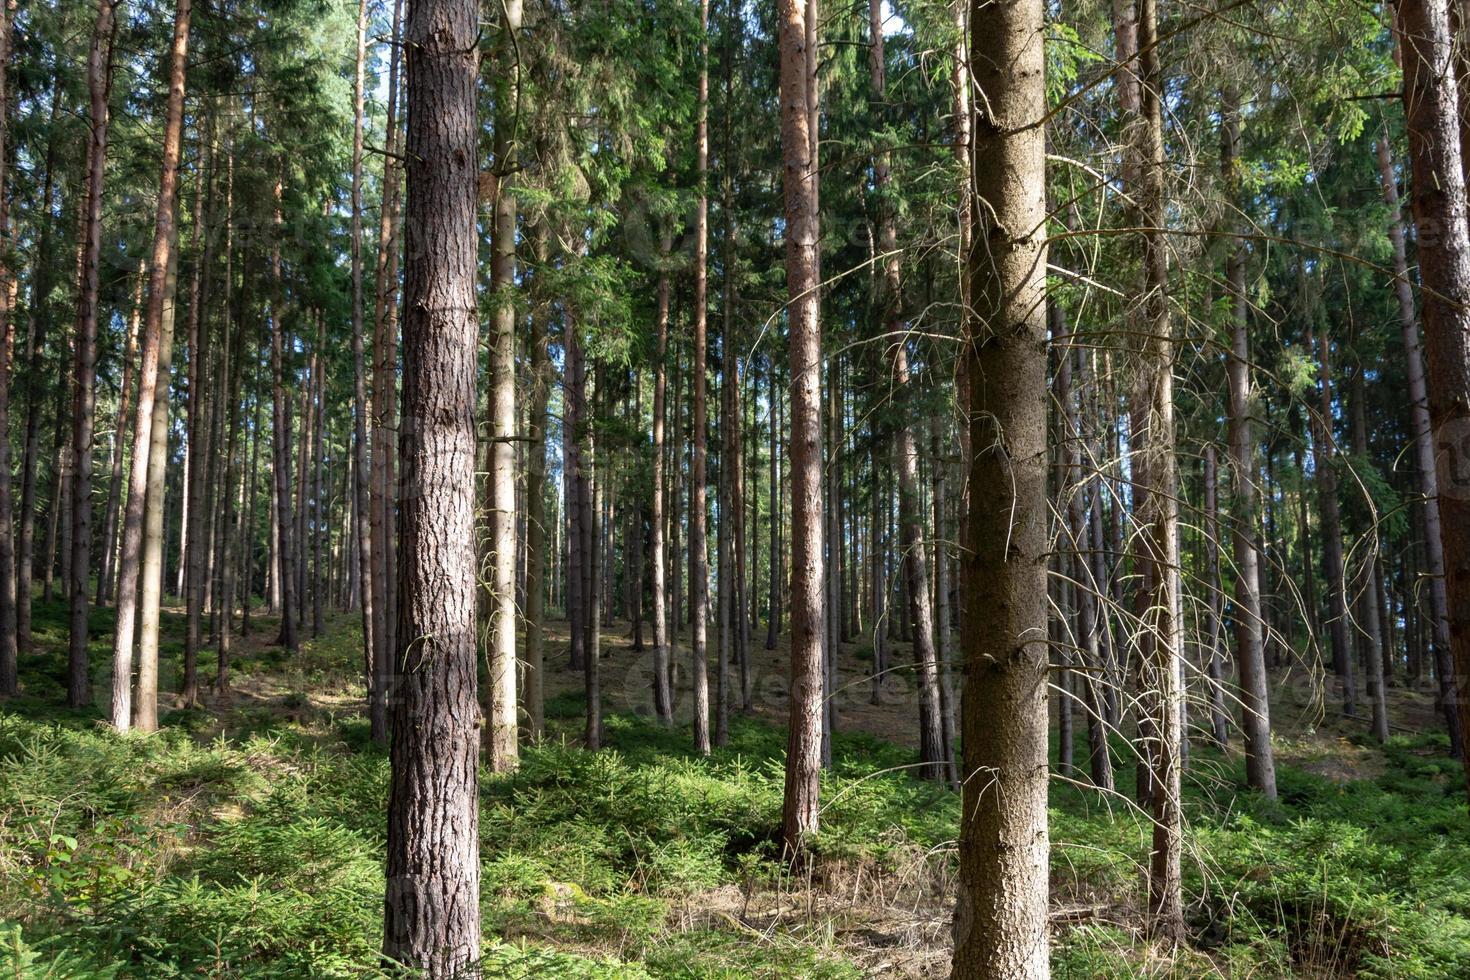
[1,597,1467,977]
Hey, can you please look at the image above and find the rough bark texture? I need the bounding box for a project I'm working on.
[111,0,190,730]
[778,0,825,854]
[1396,0,1470,791]
[951,0,1050,973]
[381,0,483,965]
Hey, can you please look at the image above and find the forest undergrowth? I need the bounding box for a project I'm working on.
[1,600,1467,978]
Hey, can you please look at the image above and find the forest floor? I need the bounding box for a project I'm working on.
[2,599,1469,977]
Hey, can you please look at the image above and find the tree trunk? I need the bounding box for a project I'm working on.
[523,222,551,739]
[1374,131,1461,750]
[369,0,404,748]
[1222,92,1277,797]
[690,0,712,756]
[269,174,298,653]
[17,80,63,656]
[111,0,191,730]
[1311,325,1358,717]
[1395,0,1470,784]
[651,233,673,724]
[382,0,483,963]
[348,0,377,727]
[483,0,522,772]
[1349,369,1391,742]
[778,0,824,853]
[951,0,1049,972]
[182,127,214,708]
[97,264,144,607]
[67,0,117,707]
[0,0,14,694]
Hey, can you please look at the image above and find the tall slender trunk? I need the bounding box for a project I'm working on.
[67,0,117,707]
[523,223,551,739]
[269,174,297,653]
[1374,132,1461,751]
[348,0,376,723]
[1134,0,1183,939]
[17,80,63,656]
[111,0,191,730]
[369,0,404,747]
[97,268,142,607]
[651,233,673,723]
[135,242,181,735]
[951,0,1049,972]
[1310,325,1357,716]
[1349,369,1390,742]
[867,0,942,779]
[778,0,824,852]
[1395,0,1470,785]
[382,0,482,962]
[1222,92,1277,796]
[1202,446,1230,748]
[483,0,523,771]
[0,0,14,694]
[182,128,214,707]
[689,0,712,756]
[216,147,242,694]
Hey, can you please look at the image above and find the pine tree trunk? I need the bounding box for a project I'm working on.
[347,0,376,722]
[67,0,116,707]
[778,0,824,853]
[1349,369,1390,742]
[0,0,14,694]
[182,130,214,708]
[482,0,522,772]
[1395,0,1470,782]
[523,222,551,739]
[368,0,404,747]
[951,0,1049,971]
[268,174,298,653]
[382,0,483,962]
[1311,326,1358,716]
[111,0,191,730]
[1375,132,1461,750]
[97,265,143,607]
[17,83,63,656]
[1222,92,1277,796]
[651,234,673,724]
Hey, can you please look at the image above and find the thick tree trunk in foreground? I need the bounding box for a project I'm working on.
[382,0,482,965]
[111,0,190,730]
[1396,0,1470,792]
[778,0,825,854]
[950,0,1050,973]
[67,0,116,708]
